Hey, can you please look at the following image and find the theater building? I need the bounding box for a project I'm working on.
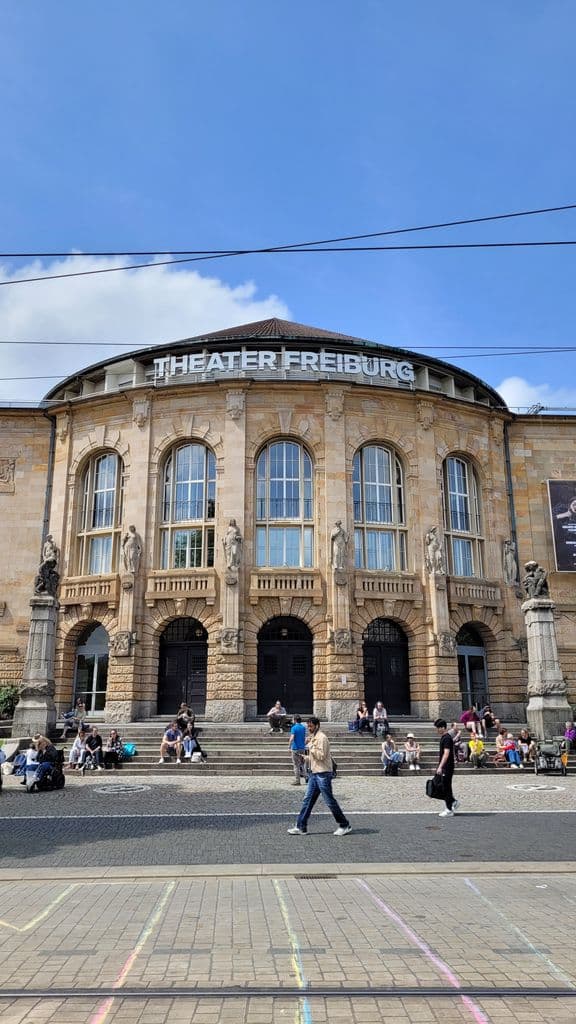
[1,318,575,723]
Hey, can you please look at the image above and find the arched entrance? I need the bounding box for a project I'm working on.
[257,617,313,715]
[158,618,208,716]
[74,623,109,713]
[363,619,410,715]
[456,625,489,710]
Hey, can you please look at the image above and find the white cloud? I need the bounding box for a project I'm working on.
[0,257,290,401]
[497,376,576,412]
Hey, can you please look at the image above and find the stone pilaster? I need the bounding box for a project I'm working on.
[12,596,58,737]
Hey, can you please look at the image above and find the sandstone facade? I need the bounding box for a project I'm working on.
[0,320,574,723]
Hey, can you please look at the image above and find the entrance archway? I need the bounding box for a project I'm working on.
[456,625,489,710]
[158,618,208,716]
[363,618,410,715]
[257,617,313,715]
[74,623,109,713]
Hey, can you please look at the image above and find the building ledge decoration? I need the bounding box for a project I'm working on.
[145,569,217,607]
[60,574,120,609]
[447,578,503,610]
[354,572,423,608]
[249,569,322,605]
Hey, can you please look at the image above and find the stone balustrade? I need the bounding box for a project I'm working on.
[448,578,502,609]
[60,574,120,608]
[249,569,323,605]
[354,572,423,607]
[145,569,217,606]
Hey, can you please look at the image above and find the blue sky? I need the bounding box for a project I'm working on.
[1,1,575,407]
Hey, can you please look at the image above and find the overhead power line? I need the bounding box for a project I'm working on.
[1,202,576,287]
[2,201,576,257]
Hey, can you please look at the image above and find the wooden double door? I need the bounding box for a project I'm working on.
[158,619,207,715]
[257,617,313,715]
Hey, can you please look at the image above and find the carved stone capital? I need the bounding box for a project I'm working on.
[109,631,132,657]
[226,390,245,420]
[325,390,345,421]
[220,627,240,654]
[437,631,456,657]
[133,398,150,429]
[330,628,352,653]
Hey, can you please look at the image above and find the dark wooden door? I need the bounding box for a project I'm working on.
[257,641,313,715]
[362,619,410,715]
[158,642,207,715]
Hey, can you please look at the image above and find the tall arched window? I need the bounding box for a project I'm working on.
[353,446,407,571]
[442,456,483,577]
[160,443,216,568]
[78,452,124,575]
[256,441,313,567]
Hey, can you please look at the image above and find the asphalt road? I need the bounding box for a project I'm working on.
[1,782,575,866]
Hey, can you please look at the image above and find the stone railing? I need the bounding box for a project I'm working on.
[145,569,217,606]
[448,578,502,610]
[354,572,423,607]
[249,570,323,605]
[60,574,120,608]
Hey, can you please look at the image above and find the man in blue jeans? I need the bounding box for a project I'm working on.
[288,717,351,836]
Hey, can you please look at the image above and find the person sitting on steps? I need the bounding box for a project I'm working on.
[182,722,208,761]
[159,721,183,764]
[356,702,371,733]
[372,702,389,738]
[404,733,421,771]
[267,700,287,734]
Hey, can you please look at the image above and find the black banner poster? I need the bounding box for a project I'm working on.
[548,480,576,572]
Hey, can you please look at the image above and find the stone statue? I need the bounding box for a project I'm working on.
[503,539,519,585]
[330,520,349,570]
[223,519,242,570]
[33,534,60,597]
[522,560,550,599]
[425,527,445,575]
[122,525,143,574]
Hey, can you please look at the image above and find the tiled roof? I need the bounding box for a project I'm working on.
[174,318,369,345]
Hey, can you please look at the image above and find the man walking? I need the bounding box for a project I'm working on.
[289,714,306,785]
[288,717,351,836]
[434,718,460,817]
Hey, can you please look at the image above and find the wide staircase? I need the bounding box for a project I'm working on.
[46,716,574,777]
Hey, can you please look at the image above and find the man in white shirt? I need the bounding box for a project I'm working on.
[372,702,389,737]
[267,700,287,734]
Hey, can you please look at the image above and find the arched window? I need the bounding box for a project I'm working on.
[160,444,216,568]
[256,441,313,568]
[353,446,407,571]
[442,456,483,577]
[78,452,123,575]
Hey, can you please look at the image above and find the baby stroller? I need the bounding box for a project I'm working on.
[533,740,568,776]
[26,750,66,792]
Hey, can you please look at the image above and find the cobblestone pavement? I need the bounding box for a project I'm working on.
[0,872,575,1023]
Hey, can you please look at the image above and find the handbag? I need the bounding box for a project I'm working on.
[425,774,445,800]
[331,758,338,778]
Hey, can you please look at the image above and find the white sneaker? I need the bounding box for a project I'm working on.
[415,765,421,771]
[439,809,454,817]
[158,757,165,764]
[452,800,460,812]
[409,764,415,771]
[176,758,182,764]
[333,825,352,836]
[184,753,192,759]
[97,766,103,771]
[287,826,307,835]
[510,763,519,769]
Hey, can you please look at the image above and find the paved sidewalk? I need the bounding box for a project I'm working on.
[1,869,576,1023]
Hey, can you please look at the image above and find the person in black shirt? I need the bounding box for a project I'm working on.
[81,725,104,771]
[434,718,459,817]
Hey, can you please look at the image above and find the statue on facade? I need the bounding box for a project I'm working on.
[425,527,445,575]
[34,535,60,597]
[330,520,349,570]
[522,560,550,599]
[223,519,242,570]
[503,539,519,585]
[122,525,143,574]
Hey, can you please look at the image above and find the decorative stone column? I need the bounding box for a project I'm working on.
[522,561,571,739]
[105,525,143,722]
[12,595,59,737]
[423,526,461,722]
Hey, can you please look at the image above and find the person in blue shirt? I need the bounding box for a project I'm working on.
[289,715,307,786]
[158,722,183,764]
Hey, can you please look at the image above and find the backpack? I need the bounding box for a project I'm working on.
[384,762,399,776]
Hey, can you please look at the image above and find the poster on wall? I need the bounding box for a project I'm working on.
[548,480,576,571]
